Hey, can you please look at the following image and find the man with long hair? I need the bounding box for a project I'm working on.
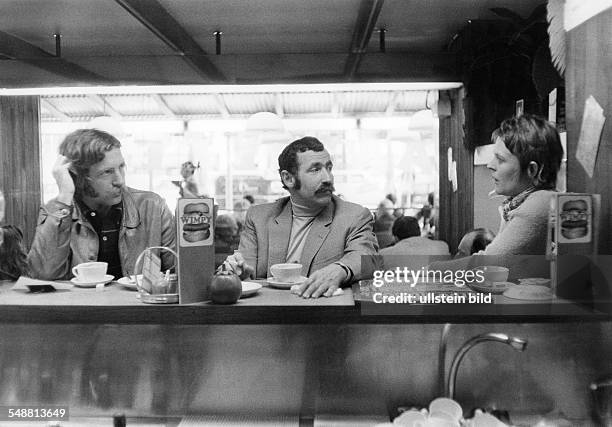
[28,129,175,280]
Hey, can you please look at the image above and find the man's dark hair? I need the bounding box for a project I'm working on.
[469,228,496,254]
[278,136,325,190]
[0,225,29,280]
[491,114,563,189]
[59,128,122,198]
[392,216,421,241]
[243,194,255,204]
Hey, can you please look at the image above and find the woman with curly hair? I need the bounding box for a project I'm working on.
[0,225,29,280]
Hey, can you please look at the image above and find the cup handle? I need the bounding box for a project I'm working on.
[72,266,79,278]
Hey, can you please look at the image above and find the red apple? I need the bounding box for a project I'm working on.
[210,270,242,304]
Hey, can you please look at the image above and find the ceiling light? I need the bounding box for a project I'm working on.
[0,82,462,96]
[245,112,285,132]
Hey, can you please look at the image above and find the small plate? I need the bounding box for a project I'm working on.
[518,277,551,287]
[503,285,552,300]
[70,274,114,288]
[117,275,142,291]
[241,281,262,297]
[468,281,514,294]
[267,275,307,289]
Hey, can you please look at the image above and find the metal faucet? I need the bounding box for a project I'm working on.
[447,332,527,399]
[590,374,612,425]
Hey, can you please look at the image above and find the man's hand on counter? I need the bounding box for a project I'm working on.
[219,251,255,281]
[294,263,346,299]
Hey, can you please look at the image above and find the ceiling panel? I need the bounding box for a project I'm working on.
[0,0,544,87]
[158,0,360,54]
[0,61,77,87]
[71,56,207,85]
[375,0,545,53]
[221,92,277,115]
[162,94,220,115]
[281,92,334,115]
[0,0,173,56]
[104,94,160,116]
[43,95,102,116]
[342,91,391,113]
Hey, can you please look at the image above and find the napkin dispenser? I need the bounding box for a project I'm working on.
[176,197,215,303]
[547,193,601,301]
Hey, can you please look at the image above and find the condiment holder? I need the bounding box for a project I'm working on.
[133,246,179,304]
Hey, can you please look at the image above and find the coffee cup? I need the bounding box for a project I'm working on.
[414,417,460,427]
[270,263,302,282]
[393,409,427,425]
[478,266,509,284]
[428,398,462,425]
[72,262,108,282]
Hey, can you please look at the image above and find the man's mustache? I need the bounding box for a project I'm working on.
[315,184,335,194]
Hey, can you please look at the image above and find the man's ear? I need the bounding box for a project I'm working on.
[280,170,295,189]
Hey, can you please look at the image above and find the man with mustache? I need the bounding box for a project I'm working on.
[28,129,176,280]
[223,136,378,298]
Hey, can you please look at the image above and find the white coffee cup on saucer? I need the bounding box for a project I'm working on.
[479,266,509,283]
[414,417,460,427]
[428,397,462,424]
[270,263,302,282]
[393,408,427,425]
[72,262,108,282]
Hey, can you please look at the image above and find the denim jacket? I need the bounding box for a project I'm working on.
[28,187,176,280]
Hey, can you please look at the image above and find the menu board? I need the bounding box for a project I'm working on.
[176,198,215,304]
[548,193,601,301]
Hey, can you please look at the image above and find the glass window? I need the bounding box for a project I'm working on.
[40,89,439,217]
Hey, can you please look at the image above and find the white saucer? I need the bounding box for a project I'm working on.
[468,281,514,294]
[503,285,552,300]
[71,274,114,288]
[117,275,142,291]
[241,281,262,297]
[266,276,307,289]
[518,277,551,287]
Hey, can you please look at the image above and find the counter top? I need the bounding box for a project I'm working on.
[0,279,609,324]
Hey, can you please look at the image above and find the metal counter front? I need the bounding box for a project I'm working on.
[0,279,608,324]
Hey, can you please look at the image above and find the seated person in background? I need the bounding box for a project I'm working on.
[373,198,396,249]
[380,216,449,270]
[385,193,397,206]
[455,228,495,258]
[222,136,379,298]
[415,191,436,238]
[0,225,29,280]
[232,198,252,235]
[28,129,176,280]
[179,161,201,198]
[214,214,240,269]
[243,194,255,205]
[429,114,563,277]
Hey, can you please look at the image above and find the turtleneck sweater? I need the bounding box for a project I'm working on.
[285,198,323,264]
